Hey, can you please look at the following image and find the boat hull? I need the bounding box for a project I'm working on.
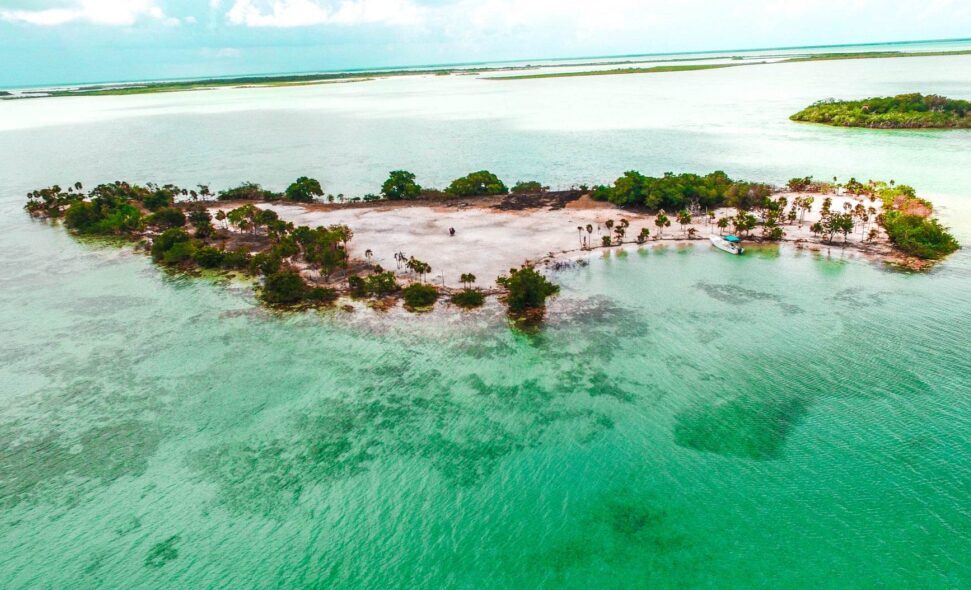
[710,235,744,255]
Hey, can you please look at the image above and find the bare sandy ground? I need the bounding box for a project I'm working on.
[212,192,892,287]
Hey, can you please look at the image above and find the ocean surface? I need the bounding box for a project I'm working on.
[1,42,971,588]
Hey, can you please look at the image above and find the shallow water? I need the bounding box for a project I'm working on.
[1,43,971,588]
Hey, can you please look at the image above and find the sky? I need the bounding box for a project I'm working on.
[1,0,970,87]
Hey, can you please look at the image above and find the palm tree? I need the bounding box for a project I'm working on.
[798,196,814,224]
[676,210,691,237]
[407,257,431,283]
[605,219,614,232]
[459,273,476,289]
[654,212,671,238]
[365,249,373,263]
[215,210,227,229]
[637,227,650,243]
[716,217,729,235]
[614,226,625,244]
[576,226,583,249]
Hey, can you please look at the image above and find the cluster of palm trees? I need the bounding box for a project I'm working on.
[577,218,638,249]
[808,198,880,244]
[406,256,432,283]
[574,210,701,250]
[459,273,477,288]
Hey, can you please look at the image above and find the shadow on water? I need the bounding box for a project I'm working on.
[671,346,934,460]
[524,486,709,589]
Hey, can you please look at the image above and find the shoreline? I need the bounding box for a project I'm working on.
[208,189,908,294]
[6,47,971,99]
[26,174,958,317]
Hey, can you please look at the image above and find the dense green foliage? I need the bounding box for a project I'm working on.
[381,170,422,200]
[24,169,962,315]
[63,186,144,235]
[497,266,559,313]
[291,224,351,276]
[150,228,194,264]
[349,272,400,298]
[146,206,186,229]
[285,177,324,202]
[402,283,439,309]
[510,181,546,194]
[590,170,770,211]
[450,289,485,309]
[791,94,971,129]
[445,171,508,197]
[881,211,959,259]
[497,64,739,80]
[262,270,308,305]
[217,182,280,201]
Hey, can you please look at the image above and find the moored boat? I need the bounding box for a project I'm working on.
[710,234,744,255]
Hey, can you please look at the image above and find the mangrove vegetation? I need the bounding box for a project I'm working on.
[790,94,971,129]
[23,168,960,318]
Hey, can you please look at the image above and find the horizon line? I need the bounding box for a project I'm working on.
[4,35,971,91]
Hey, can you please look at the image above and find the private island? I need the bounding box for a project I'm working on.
[791,93,971,129]
[25,170,959,319]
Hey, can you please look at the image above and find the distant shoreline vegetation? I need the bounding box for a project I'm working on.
[493,64,744,80]
[24,170,959,318]
[791,94,971,129]
[5,48,971,98]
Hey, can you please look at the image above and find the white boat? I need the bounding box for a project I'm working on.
[710,234,744,255]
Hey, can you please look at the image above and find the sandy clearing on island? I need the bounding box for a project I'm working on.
[211,192,889,287]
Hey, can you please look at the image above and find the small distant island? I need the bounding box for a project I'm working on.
[25,170,959,319]
[791,93,971,129]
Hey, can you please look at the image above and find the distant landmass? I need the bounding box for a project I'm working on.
[791,93,971,129]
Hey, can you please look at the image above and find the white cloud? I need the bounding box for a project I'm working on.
[0,0,175,26]
[225,0,422,27]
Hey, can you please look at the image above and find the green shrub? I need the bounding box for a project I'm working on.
[445,171,508,197]
[590,170,736,211]
[366,271,400,296]
[151,228,192,262]
[217,182,279,201]
[381,170,422,200]
[511,180,546,194]
[285,177,324,202]
[193,246,225,268]
[497,266,559,313]
[142,190,175,211]
[161,240,196,265]
[450,288,485,309]
[146,206,186,229]
[64,199,142,235]
[348,271,400,298]
[881,211,959,259]
[348,276,368,298]
[402,283,438,309]
[262,270,307,304]
[306,287,338,304]
[249,252,282,276]
[220,248,251,270]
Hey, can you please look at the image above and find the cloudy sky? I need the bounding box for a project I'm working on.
[1,0,970,87]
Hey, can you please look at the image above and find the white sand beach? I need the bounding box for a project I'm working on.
[212,192,894,287]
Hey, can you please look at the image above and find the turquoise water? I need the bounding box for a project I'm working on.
[2,45,971,588]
